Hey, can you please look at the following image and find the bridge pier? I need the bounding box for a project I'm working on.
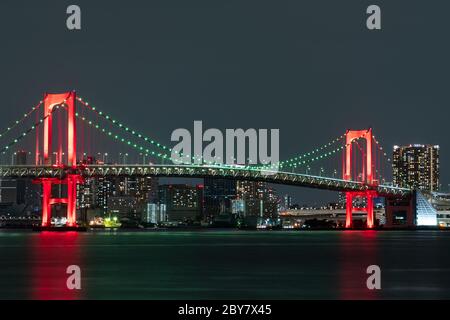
[345,191,377,229]
[34,175,83,228]
[343,129,377,229]
[34,91,84,230]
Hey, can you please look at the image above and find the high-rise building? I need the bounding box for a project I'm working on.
[393,144,440,191]
[236,181,279,217]
[158,184,203,222]
[142,203,167,224]
[135,177,159,210]
[231,199,246,216]
[204,178,236,218]
[105,176,158,216]
[282,194,292,211]
[96,177,111,215]
[108,195,138,216]
[77,177,97,210]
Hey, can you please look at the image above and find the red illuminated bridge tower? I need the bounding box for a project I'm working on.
[35,91,83,228]
[343,128,378,229]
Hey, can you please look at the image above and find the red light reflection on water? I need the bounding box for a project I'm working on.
[30,232,84,300]
[338,230,379,300]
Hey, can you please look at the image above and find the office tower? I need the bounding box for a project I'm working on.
[135,177,159,210]
[77,177,96,210]
[107,176,158,214]
[393,144,440,191]
[283,194,292,210]
[158,184,203,222]
[142,203,167,224]
[236,181,279,217]
[108,195,138,216]
[96,177,111,215]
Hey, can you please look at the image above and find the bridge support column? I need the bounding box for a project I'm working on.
[345,191,377,229]
[41,180,52,227]
[35,91,82,230]
[366,191,374,228]
[343,129,377,229]
[345,193,353,228]
[35,176,83,228]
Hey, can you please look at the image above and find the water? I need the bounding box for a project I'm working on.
[0,230,450,300]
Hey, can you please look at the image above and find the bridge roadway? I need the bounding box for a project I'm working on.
[0,164,411,197]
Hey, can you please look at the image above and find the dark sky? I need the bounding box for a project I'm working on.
[0,0,449,204]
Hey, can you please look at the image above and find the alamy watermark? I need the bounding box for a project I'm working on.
[366,265,381,290]
[66,265,82,290]
[66,5,82,30]
[171,121,280,172]
[366,5,381,30]
[65,4,380,31]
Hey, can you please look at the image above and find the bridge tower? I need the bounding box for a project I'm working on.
[35,92,83,228]
[343,128,377,228]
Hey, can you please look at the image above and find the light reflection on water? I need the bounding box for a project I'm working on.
[0,230,449,300]
[30,232,84,300]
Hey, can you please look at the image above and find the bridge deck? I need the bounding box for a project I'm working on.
[0,165,411,197]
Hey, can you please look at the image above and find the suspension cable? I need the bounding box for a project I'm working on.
[0,105,60,155]
[0,100,43,140]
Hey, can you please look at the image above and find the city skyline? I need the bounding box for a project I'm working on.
[0,1,449,203]
[2,1,450,302]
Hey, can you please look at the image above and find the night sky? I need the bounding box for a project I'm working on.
[0,0,448,204]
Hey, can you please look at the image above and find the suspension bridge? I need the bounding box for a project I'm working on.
[0,91,415,230]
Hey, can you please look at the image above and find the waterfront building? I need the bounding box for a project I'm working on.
[393,144,440,191]
[142,203,167,224]
[158,184,203,222]
[236,181,279,218]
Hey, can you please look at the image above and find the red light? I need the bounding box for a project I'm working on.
[344,129,376,229]
[37,92,80,229]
